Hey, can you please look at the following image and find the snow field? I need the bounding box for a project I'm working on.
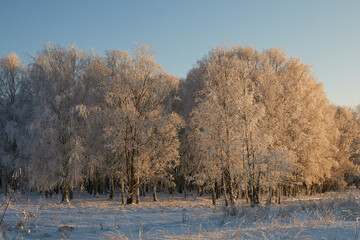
[0,190,360,239]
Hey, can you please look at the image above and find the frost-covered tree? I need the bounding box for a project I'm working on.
[103,45,182,204]
[176,65,207,197]
[273,56,336,194]
[251,47,337,197]
[330,106,360,189]
[187,46,338,207]
[0,43,356,204]
[27,44,93,202]
[189,47,267,207]
[0,52,27,190]
[77,55,112,199]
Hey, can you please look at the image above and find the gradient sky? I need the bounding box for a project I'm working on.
[1,0,359,106]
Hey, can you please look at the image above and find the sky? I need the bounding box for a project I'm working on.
[1,0,359,106]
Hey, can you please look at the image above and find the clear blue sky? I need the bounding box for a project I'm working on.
[1,0,359,106]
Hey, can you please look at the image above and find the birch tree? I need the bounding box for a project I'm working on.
[28,44,93,202]
[331,106,360,189]
[104,45,182,204]
[0,53,26,189]
[189,47,260,207]
[188,45,337,206]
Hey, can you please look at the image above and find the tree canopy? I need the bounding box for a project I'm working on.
[0,44,359,206]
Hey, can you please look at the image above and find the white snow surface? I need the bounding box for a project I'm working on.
[1,190,360,239]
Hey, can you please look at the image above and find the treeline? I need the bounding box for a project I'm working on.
[0,44,359,206]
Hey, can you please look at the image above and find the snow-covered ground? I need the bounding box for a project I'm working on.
[1,190,360,239]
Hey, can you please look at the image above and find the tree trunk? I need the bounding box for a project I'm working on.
[184,182,187,198]
[223,177,229,207]
[126,155,135,204]
[223,168,235,208]
[61,184,69,203]
[1,170,7,190]
[245,185,249,203]
[109,177,114,200]
[94,179,98,198]
[136,176,140,204]
[69,184,74,200]
[252,171,261,205]
[253,186,259,204]
[277,184,281,204]
[121,179,125,204]
[100,180,104,194]
[228,177,236,208]
[153,185,157,202]
[215,180,221,199]
[142,184,146,197]
[293,185,297,197]
[235,185,240,200]
[211,182,216,205]
[126,179,134,204]
[199,186,203,196]
[268,187,272,204]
